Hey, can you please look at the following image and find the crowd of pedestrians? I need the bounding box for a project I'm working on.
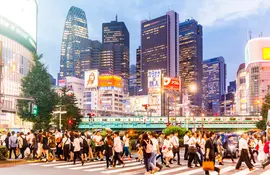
[0,129,270,175]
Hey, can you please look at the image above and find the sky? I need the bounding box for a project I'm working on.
[37,0,270,86]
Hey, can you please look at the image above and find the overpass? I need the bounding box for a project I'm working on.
[79,116,262,130]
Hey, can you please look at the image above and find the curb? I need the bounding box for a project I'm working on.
[0,160,27,168]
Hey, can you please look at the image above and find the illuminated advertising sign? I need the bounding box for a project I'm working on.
[58,79,66,87]
[85,70,99,88]
[148,70,162,90]
[164,77,180,90]
[263,48,270,60]
[148,93,162,116]
[98,75,122,88]
[129,96,148,112]
[0,0,37,52]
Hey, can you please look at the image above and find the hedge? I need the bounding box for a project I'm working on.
[0,146,8,161]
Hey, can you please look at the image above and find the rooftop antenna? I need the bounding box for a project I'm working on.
[248,30,252,40]
[116,14,118,21]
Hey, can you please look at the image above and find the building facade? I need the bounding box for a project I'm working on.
[59,6,88,80]
[141,11,179,95]
[228,80,236,93]
[179,19,203,106]
[245,38,270,115]
[128,64,137,96]
[136,46,142,93]
[202,57,226,115]
[102,18,130,94]
[235,63,247,115]
[0,0,37,131]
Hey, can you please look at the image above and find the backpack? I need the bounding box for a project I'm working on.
[48,136,56,148]
[144,140,153,153]
[21,136,28,149]
[264,141,270,154]
[82,137,88,149]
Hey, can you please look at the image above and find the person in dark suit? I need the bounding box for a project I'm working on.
[205,132,220,175]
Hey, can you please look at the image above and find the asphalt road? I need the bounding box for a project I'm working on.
[1,156,270,175]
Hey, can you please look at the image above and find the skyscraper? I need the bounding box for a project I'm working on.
[202,57,226,115]
[59,6,88,80]
[128,64,137,96]
[141,11,179,95]
[235,63,247,115]
[227,80,236,93]
[79,39,102,79]
[102,17,130,93]
[179,19,203,106]
[136,46,142,91]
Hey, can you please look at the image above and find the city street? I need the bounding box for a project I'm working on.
[2,157,270,175]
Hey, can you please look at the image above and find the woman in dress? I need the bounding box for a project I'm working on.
[258,135,267,163]
[163,134,173,167]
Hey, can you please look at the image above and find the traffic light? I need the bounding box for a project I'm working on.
[142,104,150,110]
[87,113,95,118]
[68,119,73,125]
[32,104,38,116]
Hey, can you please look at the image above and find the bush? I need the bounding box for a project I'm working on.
[0,146,8,161]
[162,126,186,138]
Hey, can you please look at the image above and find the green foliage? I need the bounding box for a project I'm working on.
[0,146,8,161]
[256,120,266,131]
[257,86,270,130]
[17,53,59,130]
[162,126,186,137]
[53,86,83,130]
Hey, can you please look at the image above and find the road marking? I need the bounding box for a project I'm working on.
[69,160,137,170]
[84,162,141,172]
[174,167,203,175]
[210,166,235,175]
[155,167,188,175]
[231,168,258,175]
[100,165,144,173]
[260,169,270,175]
[41,162,75,167]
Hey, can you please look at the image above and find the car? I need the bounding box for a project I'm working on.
[220,133,240,158]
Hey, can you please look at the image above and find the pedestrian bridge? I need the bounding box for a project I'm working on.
[79,116,262,130]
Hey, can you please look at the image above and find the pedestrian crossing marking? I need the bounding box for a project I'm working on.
[210,166,235,175]
[54,160,108,168]
[101,165,144,173]
[84,162,141,172]
[232,168,258,175]
[155,167,187,175]
[260,169,270,175]
[174,167,203,175]
[70,160,137,170]
[41,162,74,167]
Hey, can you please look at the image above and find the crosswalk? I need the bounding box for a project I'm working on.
[28,159,270,175]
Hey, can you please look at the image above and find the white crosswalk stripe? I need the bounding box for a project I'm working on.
[27,160,270,175]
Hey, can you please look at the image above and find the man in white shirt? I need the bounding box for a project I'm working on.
[113,131,125,167]
[183,131,189,160]
[235,132,254,171]
[93,131,103,160]
[122,132,131,160]
[172,132,181,165]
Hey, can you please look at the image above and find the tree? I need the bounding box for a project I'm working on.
[256,85,270,130]
[53,86,83,130]
[162,126,186,137]
[17,53,58,130]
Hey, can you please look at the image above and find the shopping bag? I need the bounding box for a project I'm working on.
[202,160,214,171]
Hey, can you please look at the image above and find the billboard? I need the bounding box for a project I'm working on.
[85,70,99,88]
[148,70,162,90]
[98,75,122,88]
[148,93,162,116]
[0,0,37,42]
[164,77,180,90]
[263,48,270,60]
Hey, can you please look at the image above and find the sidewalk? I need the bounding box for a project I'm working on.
[0,159,26,168]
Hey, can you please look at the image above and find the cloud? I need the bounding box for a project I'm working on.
[182,0,270,26]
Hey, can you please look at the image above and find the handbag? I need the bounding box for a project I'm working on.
[202,160,214,171]
[188,146,197,153]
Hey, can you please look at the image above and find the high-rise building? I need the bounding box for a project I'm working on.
[136,46,142,92]
[202,57,226,115]
[49,74,56,86]
[79,39,102,79]
[59,6,88,80]
[0,0,37,130]
[235,63,247,115]
[245,38,270,115]
[141,11,179,95]
[179,19,203,106]
[227,80,236,93]
[129,64,137,96]
[102,17,130,94]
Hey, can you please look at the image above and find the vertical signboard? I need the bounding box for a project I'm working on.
[148,70,162,91]
[0,41,2,97]
[148,70,162,116]
[85,70,99,89]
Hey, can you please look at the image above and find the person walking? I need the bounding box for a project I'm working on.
[187,132,197,168]
[149,132,161,172]
[204,132,220,175]
[122,132,131,160]
[93,131,104,161]
[258,135,267,163]
[222,135,235,163]
[18,132,28,159]
[104,135,113,169]
[48,132,56,162]
[113,131,125,167]
[262,137,270,169]
[156,133,165,164]
[184,131,189,160]
[9,131,18,159]
[141,133,153,175]
[62,133,70,161]
[216,135,224,165]
[73,133,84,165]
[163,134,173,167]
[81,132,89,162]
[55,129,63,160]
[30,133,38,160]
[235,132,254,171]
[172,132,181,165]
